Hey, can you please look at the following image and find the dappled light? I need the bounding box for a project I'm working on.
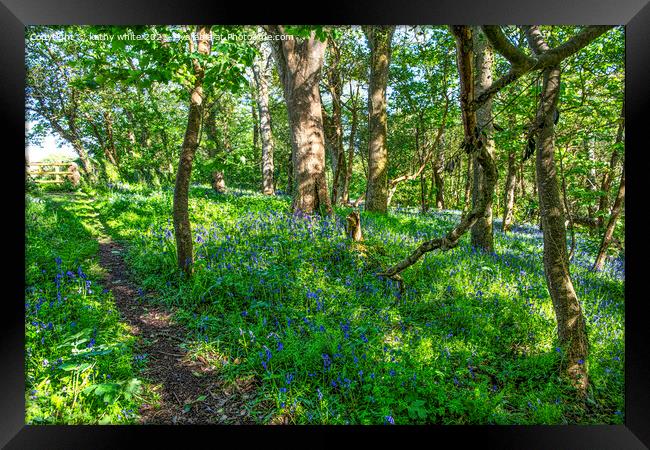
[25,24,624,426]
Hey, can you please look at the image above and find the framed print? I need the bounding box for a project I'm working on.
[3,0,649,447]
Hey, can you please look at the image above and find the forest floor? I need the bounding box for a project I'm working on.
[97,238,256,424]
[25,186,625,425]
[26,192,260,424]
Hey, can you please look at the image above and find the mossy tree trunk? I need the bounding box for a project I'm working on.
[362,26,395,213]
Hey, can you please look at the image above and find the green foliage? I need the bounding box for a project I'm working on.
[25,195,146,424]
[89,186,624,425]
[24,24,625,425]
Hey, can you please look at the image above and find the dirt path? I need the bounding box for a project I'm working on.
[96,232,257,424]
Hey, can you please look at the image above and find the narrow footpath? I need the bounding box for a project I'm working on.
[78,193,257,424]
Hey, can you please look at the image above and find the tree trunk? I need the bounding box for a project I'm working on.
[287,152,293,195]
[470,28,495,252]
[380,26,497,278]
[363,26,395,213]
[342,86,359,204]
[416,124,429,213]
[419,166,428,212]
[103,111,119,167]
[502,148,517,232]
[433,161,445,209]
[527,26,589,393]
[586,139,598,219]
[345,210,363,241]
[173,25,211,276]
[326,38,346,205]
[517,159,526,203]
[593,165,624,271]
[597,100,625,227]
[253,42,275,195]
[70,137,93,177]
[266,26,332,216]
[463,155,472,210]
[252,103,259,154]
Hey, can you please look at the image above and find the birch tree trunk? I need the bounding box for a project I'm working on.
[253,41,275,195]
[471,28,495,251]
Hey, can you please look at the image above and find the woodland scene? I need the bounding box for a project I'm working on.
[25,25,624,425]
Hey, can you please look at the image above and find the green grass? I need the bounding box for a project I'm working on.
[25,193,148,424]
[26,184,625,425]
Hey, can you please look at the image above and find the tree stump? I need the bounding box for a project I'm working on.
[212,171,226,193]
[345,210,363,242]
[67,163,80,187]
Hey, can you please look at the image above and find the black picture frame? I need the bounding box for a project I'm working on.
[4,0,648,448]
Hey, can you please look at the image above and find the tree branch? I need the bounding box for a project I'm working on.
[475,25,613,108]
[380,26,497,279]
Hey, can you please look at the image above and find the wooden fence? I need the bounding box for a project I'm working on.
[27,162,81,186]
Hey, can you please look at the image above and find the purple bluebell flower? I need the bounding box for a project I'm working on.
[322,353,331,370]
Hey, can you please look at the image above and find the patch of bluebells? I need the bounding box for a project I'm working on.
[259,346,272,370]
[99,188,625,425]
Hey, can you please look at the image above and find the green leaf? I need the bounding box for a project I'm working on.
[60,362,93,372]
[125,378,142,396]
[99,415,113,425]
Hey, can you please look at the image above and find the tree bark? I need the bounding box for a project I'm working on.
[173,25,211,276]
[502,148,517,232]
[471,28,495,252]
[417,124,429,213]
[342,84,359,204]
[526,25,589,393]
[463,155,472,210]
[252,41,275,195]
[593,165,624,271]
[70,137,93,177]
[363,26,395,213]
[381,26,497,278]
[433,162,445,209]
[265,26,332,216]
[326,38,347,205]
[597,100,625,226]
